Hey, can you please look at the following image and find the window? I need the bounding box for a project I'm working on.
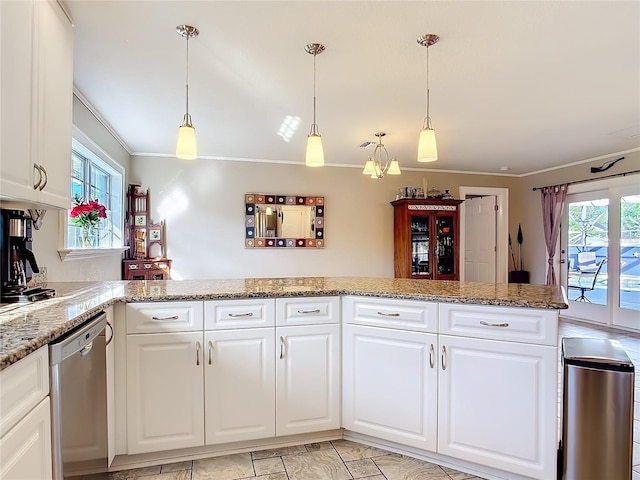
[68,138,124,249]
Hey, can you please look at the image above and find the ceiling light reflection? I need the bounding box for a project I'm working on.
[277,115,301,143]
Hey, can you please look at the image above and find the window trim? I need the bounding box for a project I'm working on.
[58,126,128,261]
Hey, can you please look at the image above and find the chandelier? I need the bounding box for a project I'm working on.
[362,132,401,179]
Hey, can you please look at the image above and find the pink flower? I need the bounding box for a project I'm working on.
[69,198,108,228]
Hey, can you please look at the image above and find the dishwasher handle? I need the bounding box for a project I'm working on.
[49,312,107,365]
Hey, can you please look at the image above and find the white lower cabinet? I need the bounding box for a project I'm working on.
[342,324,438,451]
[0,346,52,479]
[437,334,557,480]
[126,332,204,454]
[276,324,341,436]
[343,297,559,480]
[123,298,341,455]
[0,397,52,480]
[205,328,275,444]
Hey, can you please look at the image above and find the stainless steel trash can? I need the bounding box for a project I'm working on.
[561,337,634,480]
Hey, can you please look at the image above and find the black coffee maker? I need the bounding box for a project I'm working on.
[0,209,41,298]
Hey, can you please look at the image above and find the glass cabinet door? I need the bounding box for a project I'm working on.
[436,215,455,277]
[411,215,430,277]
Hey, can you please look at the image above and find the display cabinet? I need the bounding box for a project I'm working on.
[123,184,172,280]
[391,199,463,280]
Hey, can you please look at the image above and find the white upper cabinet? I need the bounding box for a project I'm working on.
[0,0,72,209]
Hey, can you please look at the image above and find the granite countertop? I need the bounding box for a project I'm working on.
[0,277,568,371]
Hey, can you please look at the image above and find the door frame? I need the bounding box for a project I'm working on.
[560,175,640,331]
[459,187,509,283]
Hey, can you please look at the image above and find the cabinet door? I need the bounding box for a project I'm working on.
[343,325,438,451]
[204,329,275,445]
[438,335,557,480]
[126,332,204,454]
[0,0,36,201]
[409,211,433,278]
[0,397,52,480]
[433,212,458,280]
[276,324,340,436]
[33,0,73,208]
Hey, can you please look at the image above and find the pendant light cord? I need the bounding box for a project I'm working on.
[185,33,190,121]
[311,52,318,134]
[424,45,431,129]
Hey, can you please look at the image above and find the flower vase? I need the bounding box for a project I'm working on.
[80,226,96,248]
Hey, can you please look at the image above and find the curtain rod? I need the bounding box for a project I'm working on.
[532,164,639,191]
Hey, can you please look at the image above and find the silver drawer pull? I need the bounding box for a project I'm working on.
[228,312,254,318]
[480,321,510,328]
[297,309,321,314]
[429,343,435,369]
[441,345,447,370]
[151,315,179,321]
[376,311,400,317]
[280,336,286,359]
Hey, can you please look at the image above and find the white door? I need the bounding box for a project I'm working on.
[343,324,438,452]
[276,324,340,436]
[204,328,275,445]
[438,335,557,480]
[126,332,204,454]
[0,398,52,480]
[463,196,497,282]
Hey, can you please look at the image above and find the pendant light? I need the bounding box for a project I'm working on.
[362,132,401,179]
[417,34,439,163]
[305,43,325,167]
[176,25,199,160]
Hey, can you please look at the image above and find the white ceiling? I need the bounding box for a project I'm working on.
[65,1,640,175]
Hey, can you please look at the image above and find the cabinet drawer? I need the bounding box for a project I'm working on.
[205,299,275,329]
[126,302,204,333]
[342,296,437,333]
[276,297,340,326]
[0,346,49,437]
[439,304,558,346]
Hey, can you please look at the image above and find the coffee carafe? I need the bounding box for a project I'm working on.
[1,209,40,293]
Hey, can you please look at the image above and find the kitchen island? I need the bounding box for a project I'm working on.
[0,277,567,480]
[0,277,566,370]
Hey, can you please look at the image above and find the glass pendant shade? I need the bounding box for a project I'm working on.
[362,160,375,175]
[417,127,438,163]
[305,133,324,167]
[387,158,401,174]
[176,124,197,160]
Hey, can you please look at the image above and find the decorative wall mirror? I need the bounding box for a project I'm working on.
[245,194,325,248]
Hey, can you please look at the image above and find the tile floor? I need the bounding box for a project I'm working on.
[77,440,484,480]
[74,318,639,480]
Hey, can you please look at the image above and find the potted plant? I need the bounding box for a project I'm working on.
[509,224,530,283]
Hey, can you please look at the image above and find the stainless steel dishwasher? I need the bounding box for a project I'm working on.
[49,311,110,479]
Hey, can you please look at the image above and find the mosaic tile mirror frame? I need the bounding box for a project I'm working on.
[245,194,325,248]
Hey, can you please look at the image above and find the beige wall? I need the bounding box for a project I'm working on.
[129,157,518,279]
[26,99,639,284]
[30,95,132,281]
